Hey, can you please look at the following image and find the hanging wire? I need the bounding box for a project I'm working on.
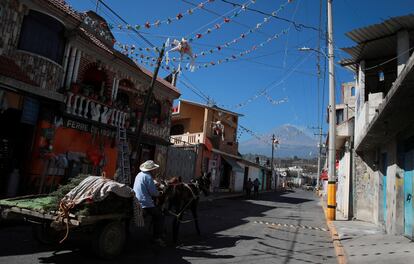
[220,0,321,32]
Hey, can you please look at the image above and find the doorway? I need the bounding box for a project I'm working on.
[0,108,35,197]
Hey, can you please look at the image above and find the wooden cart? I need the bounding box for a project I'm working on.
[0,195,132,259]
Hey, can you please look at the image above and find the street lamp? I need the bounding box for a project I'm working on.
[298,0,336,221]
[298,46,325,193]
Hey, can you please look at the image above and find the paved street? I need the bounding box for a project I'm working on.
[0,190,336,264]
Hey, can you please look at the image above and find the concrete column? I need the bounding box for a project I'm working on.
[357,60,365,112]
[65,47,77,89]
[61,44,71,87]
[397,30,410,76]
[113,79,120,101]
[72,49,82,83]
[111,78,117,100]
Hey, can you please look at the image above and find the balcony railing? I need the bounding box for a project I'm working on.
[65,92,128,128]
[171,132,204,146]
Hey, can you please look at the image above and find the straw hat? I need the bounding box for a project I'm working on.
[139,160,159,172]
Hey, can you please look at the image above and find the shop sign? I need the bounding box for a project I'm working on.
[63,118,116,137]
[21,97,39,125]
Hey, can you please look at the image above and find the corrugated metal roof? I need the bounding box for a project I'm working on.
[341,14,414,68]
[346,14,414,44]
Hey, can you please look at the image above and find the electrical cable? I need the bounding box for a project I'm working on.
[181,0,273,38]
[220,0,320,32]
[97,0,158,49]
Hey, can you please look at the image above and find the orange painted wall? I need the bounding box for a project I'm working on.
[53,127,118,177]
[30,122,117,182]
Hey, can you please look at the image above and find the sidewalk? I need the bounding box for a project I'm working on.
[320,195,414,264]
[333,218,414,264]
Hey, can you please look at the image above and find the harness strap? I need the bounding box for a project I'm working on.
[184,183,198,199]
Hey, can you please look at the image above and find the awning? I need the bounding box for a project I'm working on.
[221,155,243,172]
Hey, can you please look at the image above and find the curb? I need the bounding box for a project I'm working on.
[320,198,347,264]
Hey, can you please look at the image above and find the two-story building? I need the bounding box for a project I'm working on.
[341,14,414,239]
[170,99,243,192]
[335,81,356,219]
[0,0,179,197]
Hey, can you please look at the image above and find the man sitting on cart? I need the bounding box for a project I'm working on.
[133,160,166,247]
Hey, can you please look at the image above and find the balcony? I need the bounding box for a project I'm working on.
[65,91,128,128]
[171,132,204,146]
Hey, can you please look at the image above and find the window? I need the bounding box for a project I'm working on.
[351,87,355,96]
[378,71,385,82]
[18,10,66,64]
[170,124,184,135]
[336,109,344,124]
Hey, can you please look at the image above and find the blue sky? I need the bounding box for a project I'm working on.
[66,0,413,141]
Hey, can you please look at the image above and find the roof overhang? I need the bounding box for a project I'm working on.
[178,99,244,117]
[341,14,414,70]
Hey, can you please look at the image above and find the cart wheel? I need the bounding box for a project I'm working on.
[92,221,126,259]
[32,223,59,245]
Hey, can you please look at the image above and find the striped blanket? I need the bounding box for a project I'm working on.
[57,176,144,227]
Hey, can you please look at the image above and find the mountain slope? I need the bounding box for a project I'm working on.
[239,124,318,158]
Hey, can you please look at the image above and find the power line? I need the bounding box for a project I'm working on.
[97,0,158,49]
[220,0,321,32]
[181,0,273,38]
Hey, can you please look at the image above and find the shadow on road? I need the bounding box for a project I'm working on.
[0,193,278,263]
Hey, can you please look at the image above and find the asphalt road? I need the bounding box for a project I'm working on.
[0,189,336,264]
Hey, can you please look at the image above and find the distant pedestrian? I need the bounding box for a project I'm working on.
[245,178,252,198]
[253,178,260,198]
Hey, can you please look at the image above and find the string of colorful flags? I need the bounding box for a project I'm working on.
[185,0,257,41]
[233,54,310,109]
[108,0,216,31]
[263,92,289,105]
[117,26,289,71]
[238,125,274,146]
[166,0,291,61]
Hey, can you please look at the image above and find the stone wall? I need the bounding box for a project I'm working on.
[13,50,63,91]
[0,0,64,92]
[354,152,379,223]
[0,0,26,56]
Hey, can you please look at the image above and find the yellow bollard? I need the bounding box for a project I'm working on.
[327,181,336,220]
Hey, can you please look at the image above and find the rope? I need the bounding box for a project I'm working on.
[56,200,75,243]
[167,182,199,223]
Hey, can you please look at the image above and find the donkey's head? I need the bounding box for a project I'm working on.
[194,173,211,196]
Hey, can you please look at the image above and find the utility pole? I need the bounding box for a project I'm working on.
[310,127,325,191]
[135,44,166,159]
[271,134,275,190]
[327,0,337,221]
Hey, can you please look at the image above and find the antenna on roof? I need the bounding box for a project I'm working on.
[95,0,100,14]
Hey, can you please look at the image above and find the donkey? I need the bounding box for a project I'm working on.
[161,174,211,243]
